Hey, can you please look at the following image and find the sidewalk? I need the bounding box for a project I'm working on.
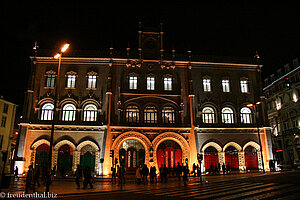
[2,171,281,197]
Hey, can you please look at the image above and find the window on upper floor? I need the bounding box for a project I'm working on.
[240,107,252,124]
[1,116,7,127]
[202,107,216,124]
[83,104,97,121]
[163,75,173,91]
[147,76,155,91]
[3,104,8,114]
[62,103,76,121]
[144,106,157,123]
[240,78,249,93]
[221,107,234,124]
[0,135,3,150]
[87,75,97,89]
[41,103,54,121]
[66,72,77,88]
[162,106,175,124]
[129,74,138,90]
[203,78,211,92]
[125,105,139,123]
[45,71,56,88]
[222,79,230,92]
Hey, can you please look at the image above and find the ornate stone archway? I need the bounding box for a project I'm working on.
[53,140,76,171]
[152,132,190,172]
[201,142,223,171]
[243,141,263,170]
[111,132,152,166]
[30,139,50,166]
[223,141,244,170]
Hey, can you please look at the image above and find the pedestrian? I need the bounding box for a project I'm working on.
[218,163,221,174]
[176,162,182,180]
[163,164,169,183]
[136,167,141,184]
[183,165,188,186]
[75,165,82,188]
[118,165,125,185]
[14,166,19,180]
[192,163,196,177]
[111,166,116,184]
[159,164,164,183]
[142,164,149,184]
[83,166,93,189]
[196,164,200,177]
[34,166,40,188]
[222,163,226,175]
[25,165,35,193]
[226,163,231,174]
[150,166,157,183]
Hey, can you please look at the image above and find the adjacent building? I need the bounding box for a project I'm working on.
[16,24,273,175]
[263,58,300,168]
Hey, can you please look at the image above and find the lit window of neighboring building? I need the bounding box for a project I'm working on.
[62,103,76,121]
[66,74,76,88]
[222,79,230,92]
[202,107,215,123]
[3,104,8,114]
[240,78,249,93]
[125,105,139,123]
[83,104,97,121]
[45,71,56,87]
[144,106,157,123]
[1,116,7,127]
[41,103,54,121]
[221,107,234,124]
[129,75,138,90]
[240,107,252,124]
[164,76,172,91]
[147,76,155,90]
[87,75,97,89]
[162,106,175,124]
[203,78,211,92]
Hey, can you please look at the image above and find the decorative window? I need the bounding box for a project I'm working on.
[125,105,139,123]
[62,103,76,121]
[203,78,211,92]
[129,74,138,90]
[163,75,173,91]
[66,71,77,88]
[87,71,97,89]
[45,70,56,87]
[202,107,215,123]
[83,104,97,121]
[162,106,175,124]
[41,103,54,121]
[240,78,249,93]
[147,75,155,90]
[222,79,230,92]
[221,107,234,124]
[144,106,157,123]
[240,107,252,124]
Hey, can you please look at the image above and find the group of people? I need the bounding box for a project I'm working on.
[75,165,94,189]
[209,163,231,175]
[135,164,157,184]
[24,165,41,193]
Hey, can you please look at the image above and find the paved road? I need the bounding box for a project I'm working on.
[60,171,300,200]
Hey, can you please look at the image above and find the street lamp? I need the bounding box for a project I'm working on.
[46,43,70,192]
[247,101,265,173]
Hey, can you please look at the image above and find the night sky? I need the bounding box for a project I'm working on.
[2,1,300,115]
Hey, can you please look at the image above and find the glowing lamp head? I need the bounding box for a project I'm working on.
[247,104,253,107]
[54,53,61,59]
[61,43,70,53]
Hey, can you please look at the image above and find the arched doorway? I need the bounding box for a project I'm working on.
[80,145,96,170]
[244,146,258,170]
[119,139,145,172]
[225,146,239,170]
[204,146,219,172]
[57,144,74,174]
[157,140,182,172]
[35,143,50,168]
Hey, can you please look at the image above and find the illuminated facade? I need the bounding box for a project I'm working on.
[16,25,273,175]
[263,59,300,168]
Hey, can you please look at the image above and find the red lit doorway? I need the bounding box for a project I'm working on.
[157,140,182,171]
[244,146,258,170]
[204,146,219,172]
[225,146,239,170]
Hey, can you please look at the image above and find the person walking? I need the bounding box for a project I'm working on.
[142,164,149,184]
[222,163,226,175]
[83,166,93,189]
[111,166,116,184]
[75,165,82,188]
[159,164,164,183]
[182,165,188,186]
[34,166,40,188]
[150,166,157,183]
[136,167,141,184]
[118,165,125,185]
[25,165,35,193]
[14,166,19,180]
[176,162,182,181]
[163,164,169,183]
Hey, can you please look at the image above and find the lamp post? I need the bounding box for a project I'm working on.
[46,43,70,192]
[247,102,265,173]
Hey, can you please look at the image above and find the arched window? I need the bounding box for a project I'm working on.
[125,105,139,123]
[240,107,252,124]
[162,106,175,124]
[144,106,157,123]
[83,104,97,121]
[62,104,76,121]
[41,103,54,121]
[221,107,234,124]
[202,107,215,123]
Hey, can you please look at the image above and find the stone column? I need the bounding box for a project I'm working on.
[52,150,58,170]
[73,150,80,172]
[238,151,246,171]
[95,151,100,175]
[30,149,36,166]
[257,151,263,170]
[218,152,225,171]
